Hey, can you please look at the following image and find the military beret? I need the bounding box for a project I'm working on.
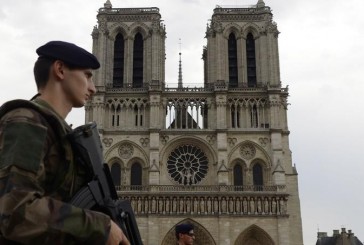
[36,41,100,69]
[175,223,194,235]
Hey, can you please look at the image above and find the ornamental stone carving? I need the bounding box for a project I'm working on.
[126,195,288,216]
[118,143,134,159]
[102,137,113,147]
[206,135,216,145]
[140,138,149,147]
[228,138,237,147]
[167,145,209,185]
[161,135,169,145]
[259,137,269,147]
[240,143,256,160]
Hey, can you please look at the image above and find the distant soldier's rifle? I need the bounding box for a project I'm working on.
[68,122,143,245]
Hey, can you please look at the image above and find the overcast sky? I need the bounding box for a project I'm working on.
[1,0,363,244]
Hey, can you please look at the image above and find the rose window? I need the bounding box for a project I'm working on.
[167,144,208,185]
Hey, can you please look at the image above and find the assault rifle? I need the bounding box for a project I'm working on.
[68,122,143,245]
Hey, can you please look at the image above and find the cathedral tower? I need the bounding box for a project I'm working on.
[87,1,303,244]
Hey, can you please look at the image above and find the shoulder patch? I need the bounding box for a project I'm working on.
[0,121,47,173]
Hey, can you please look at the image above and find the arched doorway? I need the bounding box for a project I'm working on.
[161,219,216,245]
[234,225,274,245]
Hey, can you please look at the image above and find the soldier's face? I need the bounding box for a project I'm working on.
[62,67,96,107]
[179,231,195,245]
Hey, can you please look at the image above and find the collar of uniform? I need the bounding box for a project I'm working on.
[32,98,73,132]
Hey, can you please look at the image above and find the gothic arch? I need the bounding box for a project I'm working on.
[107,156,125,167]
[230,158,247,185]
[129,161,143,186]
[250,157,270,169]
[108,23,129,40]
[242,23,260,38]
[234,224,274,245]
[126,156,147,169]
[249,158,271,186]
[104,140,149,164]
[160,136,217,165]
[228,140,272,167]
[125,156,147,186]
[161,218,216,245]
[107,157,125,185]
[106,102,121,111]
[129,22,149,39]
[223,23,242,39]
[230,158,247,168]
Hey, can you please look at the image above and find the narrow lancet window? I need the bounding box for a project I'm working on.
[113,33,124,87]
[111,162,121,186]
[131,162,142,187]
[228,33,238,88]
[133,33,144,88]
[251,105,258,128]
[246,33,257,87]
[233,164,243,186]
[253,163,263,190]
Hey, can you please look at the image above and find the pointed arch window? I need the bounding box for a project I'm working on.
[246,33,257,87]
[228,33,238,88]
[131,162,142,187]
[113,33,124,87]
[133,33,144,88]
[110,162,122,186]
[233,164,243,186]
[231,105,240,128]
[250,105,258,128]
[111,104,120,127]
[253,163,263,190]
[134,105,143,127]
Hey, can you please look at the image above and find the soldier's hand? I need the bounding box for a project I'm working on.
[106,220,130,245]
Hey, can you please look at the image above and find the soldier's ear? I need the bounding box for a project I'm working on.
[52,60,66,80]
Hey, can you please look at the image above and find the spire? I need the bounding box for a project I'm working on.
[178,38,183,89]
[104,0,112,8]
[257,0,265,8]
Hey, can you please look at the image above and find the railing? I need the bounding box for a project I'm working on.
[116,185,286,193]
[105,81,272,93]
[99,7,160,14]
[118,187,288,217]
[213,5,271,13]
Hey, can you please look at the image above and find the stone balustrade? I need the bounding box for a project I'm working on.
[117,185,288,217]
[116,185,286,193]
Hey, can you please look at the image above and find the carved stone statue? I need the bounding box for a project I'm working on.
[257,198,262,214]
[264,198,269,214]
[271,198,277,214]
[228,197,234,213]
[137,197,142,214]
[206,197,212,213]
[179,197,184,213]
[165,198,170,214]
[235,197,241,213]
[193,197,198,213]
[151,197,157,213]
[186,197,191,213]
[200,197,205,213]
[221,197,227,213]
[172,197,177,213]
[158,197,164,213]
[214,197,219,213]
[243,197,248,213]
[249,197,255,214]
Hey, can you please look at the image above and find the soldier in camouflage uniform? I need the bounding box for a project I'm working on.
[0,41,130,244]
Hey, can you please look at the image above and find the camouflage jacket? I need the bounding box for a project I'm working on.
[0,98,110,244]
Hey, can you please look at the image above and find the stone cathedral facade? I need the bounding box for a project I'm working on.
[86,0,304,244]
